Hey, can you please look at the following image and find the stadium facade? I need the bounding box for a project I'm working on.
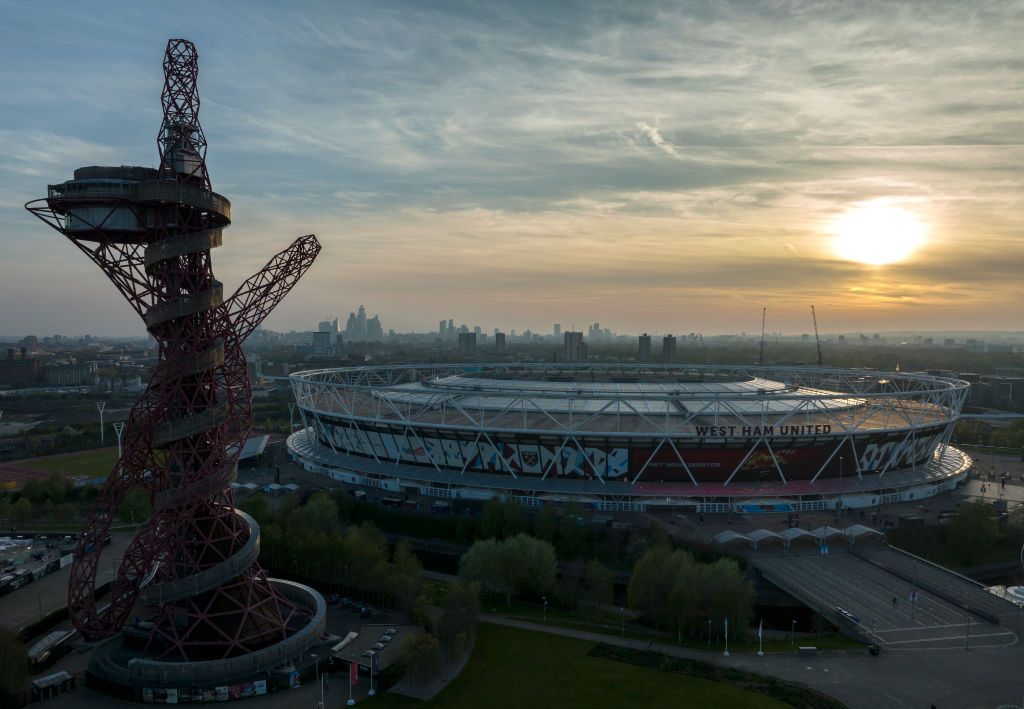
[288,364,971,513]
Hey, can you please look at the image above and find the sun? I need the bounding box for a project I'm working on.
[829,203,928,265]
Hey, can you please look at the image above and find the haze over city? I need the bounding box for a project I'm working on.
[3,0,1024,336]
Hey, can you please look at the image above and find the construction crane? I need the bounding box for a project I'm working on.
[811,305,824,366]
[758,307,767,366]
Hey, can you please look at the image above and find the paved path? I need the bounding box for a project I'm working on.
[753,550,1016,649]
[0,533,132,633]
[482,614,1024,708]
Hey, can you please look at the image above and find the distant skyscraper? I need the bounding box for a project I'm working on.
[564,331,586,363]
[639,334,652,363]
[495,332,506,354]
[458,332,477,355]
[312,330,332,356]
[447,319,455,339]
[554,323,561,338]
[439,319,447,338]
[357,305,367,337]
[318,320,333,332]
[662,334,677,362]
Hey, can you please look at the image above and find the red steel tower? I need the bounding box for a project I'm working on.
[26,39,325,689]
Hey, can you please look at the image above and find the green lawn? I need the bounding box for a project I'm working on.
[21,448,118,478]
[366,623,792,709]
[486,598,862,653]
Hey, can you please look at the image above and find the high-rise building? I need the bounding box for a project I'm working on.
[439,320,447,338]
[564,331,586,363]
[318,320,334,332]
[639,334,652,363]
[662,334,677,362]
[495,332,506,354]
[553,323,561,338]
[357,305,367,336]
[458,332,477,355]
[312,330,332,356]
[447,319,455,339]
[367,315,383,340]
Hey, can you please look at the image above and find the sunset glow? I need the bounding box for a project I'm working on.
[831,204,929,266]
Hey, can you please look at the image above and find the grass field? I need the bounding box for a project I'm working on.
[366,623,791,709]
[488,598,862,653]
[20,448,118,478]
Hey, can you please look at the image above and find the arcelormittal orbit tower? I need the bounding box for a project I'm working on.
[26,39,327,696]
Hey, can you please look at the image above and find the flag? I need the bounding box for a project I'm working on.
[349,662,358,687]
[324,673,329,694]
[724,617,729,638]
[758,619,763,640]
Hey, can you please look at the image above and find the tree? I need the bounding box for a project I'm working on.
[239,494,273,526]
[557,514,586,559]
[390,540,425,613]
[480,497,505,539]
[117,487,151,524]
[947,502,1001,564]
[533,506,558,542]
[437,581,480,656]
[11,498,32,528]
[581,559,614,627]
[289,492,340,534]
[396,632,442,687]
[459,534,557,604]
[502,501,528,538]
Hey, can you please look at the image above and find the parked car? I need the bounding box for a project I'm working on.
[360,607,372,618]
[372,643,385,650]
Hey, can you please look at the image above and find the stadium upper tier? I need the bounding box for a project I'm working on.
[290,364,967,437]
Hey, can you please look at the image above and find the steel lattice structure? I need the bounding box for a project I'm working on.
[26,39,323,664]
[288,364,970,512]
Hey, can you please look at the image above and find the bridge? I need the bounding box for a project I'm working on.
[751,546,1018,649]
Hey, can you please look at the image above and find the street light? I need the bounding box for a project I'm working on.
[96,401,106,445]
[708,619,712,649]
[312,653,323,709]
[542,596,548,621]
[113,421,125,459]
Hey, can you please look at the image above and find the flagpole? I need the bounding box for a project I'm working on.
[347,661,356,706]
[723,618,730,656]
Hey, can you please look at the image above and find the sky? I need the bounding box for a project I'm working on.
[1,0,1023,337]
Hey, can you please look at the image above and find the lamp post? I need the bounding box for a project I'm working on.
[311,653,322,709]
[113,421,125,459]
[791,619,796,646]
[96,401,106,445]
[542,596,548,621]
[708,619,712,649]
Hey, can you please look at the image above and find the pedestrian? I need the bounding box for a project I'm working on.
[892,595,897,607]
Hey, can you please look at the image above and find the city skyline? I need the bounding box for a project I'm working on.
[3,1,1024,336]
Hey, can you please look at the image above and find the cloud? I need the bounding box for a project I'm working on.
[635,122,684,160]
[2,0,1024,335]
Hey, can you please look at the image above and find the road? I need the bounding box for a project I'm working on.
[0,532,133,633]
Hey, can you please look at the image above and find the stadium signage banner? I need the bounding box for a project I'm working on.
[695,425,832,437]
